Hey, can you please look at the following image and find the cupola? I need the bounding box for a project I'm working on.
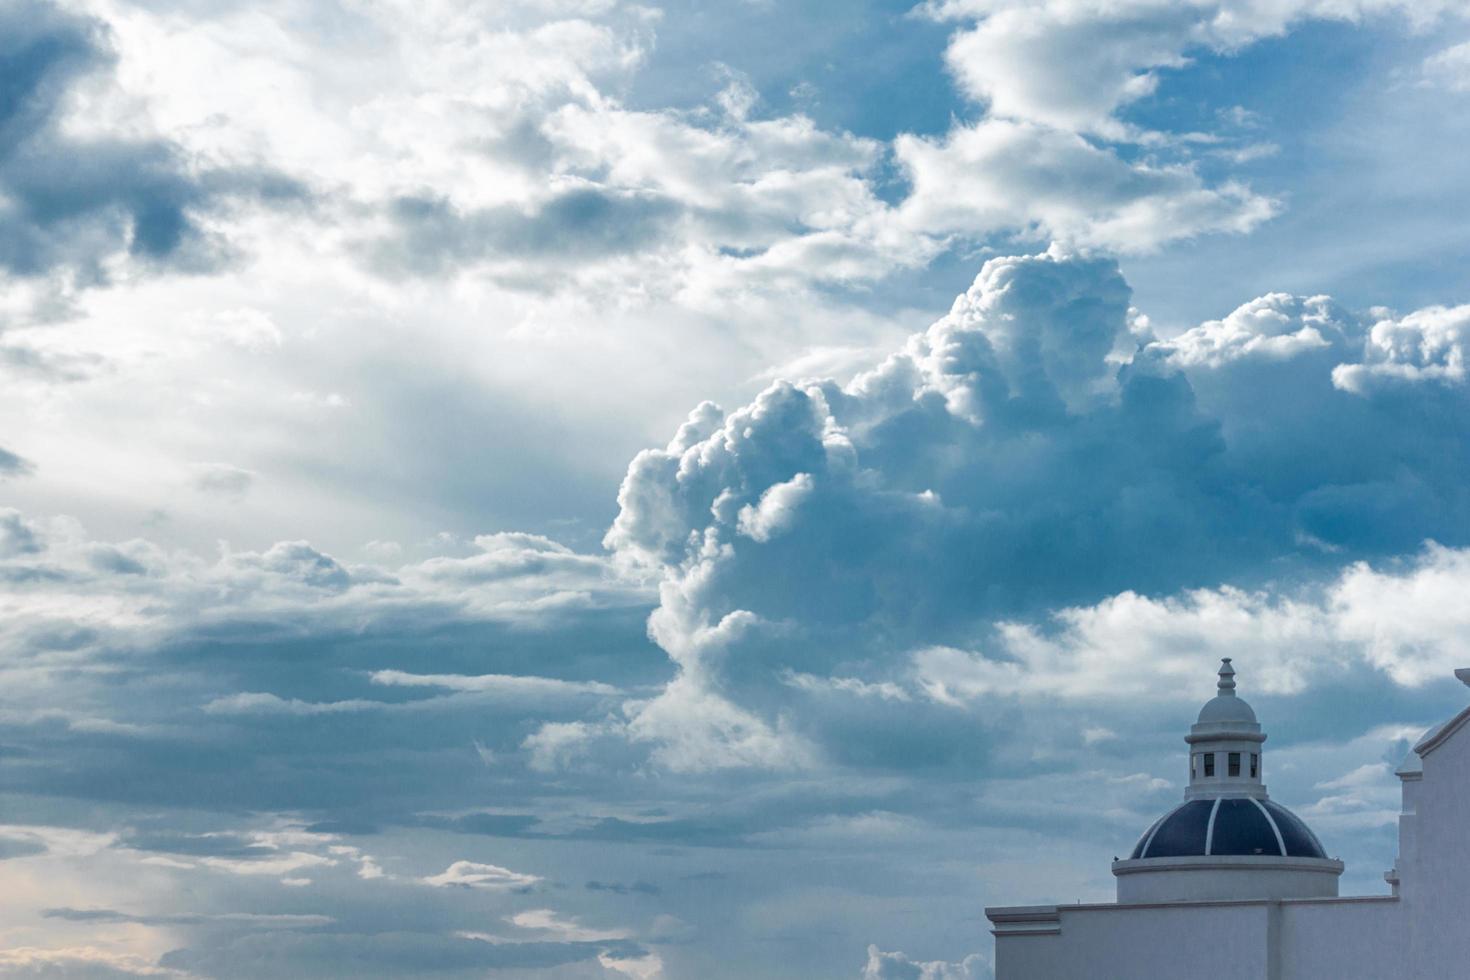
[1184,658,1266,800]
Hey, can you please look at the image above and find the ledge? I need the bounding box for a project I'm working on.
[1112,855,1344,876]
[984,905,1062,936]
[1415,702,1470,759]
[1185,730,1266,744]
[986,893,1399,933]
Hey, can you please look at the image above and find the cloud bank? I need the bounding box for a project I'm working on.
[591,247,1470,771]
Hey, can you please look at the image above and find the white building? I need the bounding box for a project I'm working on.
[986,659,1470,979]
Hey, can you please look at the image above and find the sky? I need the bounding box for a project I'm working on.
[4,0,1470,977]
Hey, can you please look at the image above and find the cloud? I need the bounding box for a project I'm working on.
[218,540,350,590]
[585,880,660,896]
[861,945,989,980]
[0,521,647,705]
[0,947,190,979]
[201,692,382,716]
[191,850,334,880]
[886,0,1470,255]
[509,907,626,941]
[41,908,332,928]
[138,834,336,881]
[97,824,395,894]
[522,719,628,773]
[1329,544,1470,685]
[0,826,113,860]
[0,508,44,557]
[422,860,540,890]
[894,119,1278,252]
[0,447,35,478]
[0,343,105,382]
[120,0,929,298]
[367,187,684,278]
[1422,39,1470,92]
[43,0,1314,317]
[593,247,1470,771]
[0,0,303,296]
[782,672,911,702]
[189,463,255,498]
[156,931,624,979]
[369,670,619,698]
[12,248,1470,792]
[496,910,665,980]
[201,670,623,716]
[912,542,1470,701]
[412,532,619,591]
[624,676,821,773]
[0,834,48,860]
[1331,303,1470,394]
[0,507,647,690]
[1150,293,1354,369]
[599,950,665,980]
[921,0,1463,137]
[202,309,282,352]
[0,508,654,850]
[736,473,814,542]
[927,0,1190,136]
[121,828,310,860]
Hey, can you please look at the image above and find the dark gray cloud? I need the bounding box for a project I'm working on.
[190,463,255,498]
[0,0,305,285]
[42,907,332,928]
[85,545,150,576]
[0,445,34,477]
[0,507,43,555]
[0,342,105,381]
[0,836,46,860]
[367,187,683,280]
[587,879,660,895]
[119,829,275,859]
[159,931,637,978]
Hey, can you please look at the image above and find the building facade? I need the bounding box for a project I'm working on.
[986,660,1470,979]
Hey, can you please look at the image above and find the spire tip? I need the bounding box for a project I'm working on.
[1217,658,1237,695]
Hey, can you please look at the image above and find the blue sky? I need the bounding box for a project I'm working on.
[4,1,1470,977]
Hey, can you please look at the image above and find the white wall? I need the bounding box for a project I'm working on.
[1115,862,1339,904]
[1277,898,1403,978]
[995,903,1270,980]
[1405,712,1470,978]
[993,897,1403,980]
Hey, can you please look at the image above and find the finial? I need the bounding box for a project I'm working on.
[1217,657,1236,696]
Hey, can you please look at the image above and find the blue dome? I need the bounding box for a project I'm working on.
[1129,798,1328,860]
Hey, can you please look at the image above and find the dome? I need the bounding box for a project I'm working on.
[1196,693,1258,726]
[1112,659,1342,904]
[1129,798,1328,860]
[1193,657,1258,727]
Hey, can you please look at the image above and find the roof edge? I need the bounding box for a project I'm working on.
[1112,855,1343,876]
[1415,703,1470,759]
[987,895,1397,918]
